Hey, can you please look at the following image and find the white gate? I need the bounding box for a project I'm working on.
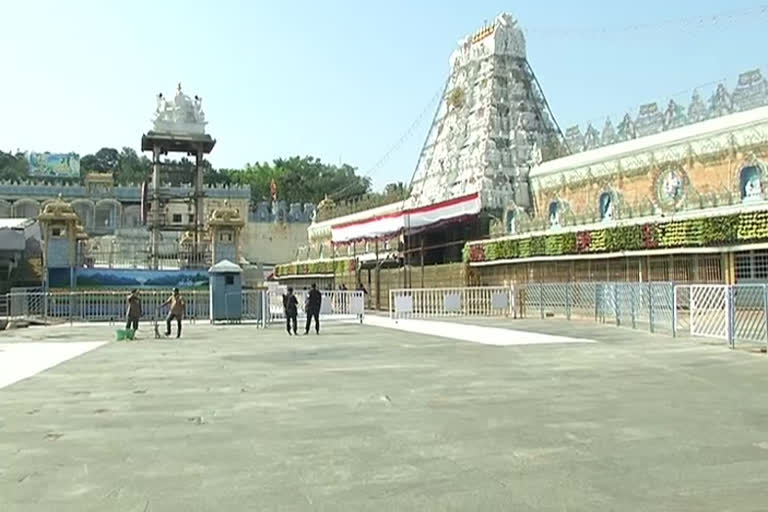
[268,290,364,325]
[389,287,514,320]
[690,285,729,340]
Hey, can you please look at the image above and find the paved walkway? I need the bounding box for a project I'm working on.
[365,315,596,346]
[2,320,768,511]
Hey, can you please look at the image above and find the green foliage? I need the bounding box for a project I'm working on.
[589,230,606,253]
[0,151,30,182]
[518,238,531,258]
[467,209,768,264]
[701,215,738,245]
[737,211,768,241]
[4,146,375,205]
[483,239,520,260]
[484,241,500,261]
[530,236,546,256]
[605,225,643,252]
[562,232,577,254]
[276,258,355,277]
[462,243,471,263]
[545,234,564,256]
[658,219,703,248]
[497,239,519,259]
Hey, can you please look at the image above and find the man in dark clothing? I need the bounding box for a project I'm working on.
[125,289,142,331]
[283,287,299,335]
[357,281,369,310]
[305,283,322,335]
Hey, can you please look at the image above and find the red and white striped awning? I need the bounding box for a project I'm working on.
[331,193,481,244]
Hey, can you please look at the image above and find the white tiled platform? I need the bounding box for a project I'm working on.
[364,316,596,346]
[0,342,105,389]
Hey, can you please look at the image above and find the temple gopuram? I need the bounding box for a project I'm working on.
[275,13,768,309]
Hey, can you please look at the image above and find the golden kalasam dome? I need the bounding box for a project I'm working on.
[208,200,245,227]
[38,194,79,223]
[316,194,336,213]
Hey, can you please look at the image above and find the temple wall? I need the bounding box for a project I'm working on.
[526,105,768,232]
[470,254,725,286]
[242,222,309,266]
[533,149,768,223]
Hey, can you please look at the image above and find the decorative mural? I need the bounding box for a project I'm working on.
[653,167,688,211]
[52,268,211,290]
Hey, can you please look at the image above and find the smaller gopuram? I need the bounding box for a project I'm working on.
[38,195,81,289]
[208,201,245,265]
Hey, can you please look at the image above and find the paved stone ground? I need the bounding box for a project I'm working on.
[2,319,768,511]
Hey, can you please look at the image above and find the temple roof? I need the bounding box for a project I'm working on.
[531,105,768,181]
[38,195,79,223]
[208,200,245,227]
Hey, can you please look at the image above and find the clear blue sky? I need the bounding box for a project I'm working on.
[2,0,766,189]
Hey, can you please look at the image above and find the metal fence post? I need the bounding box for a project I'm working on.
[649,284,655,334]
[763,285,768,352]
[726,286,735,349]
[539,284,544,320]
[630,284,636,329]
[595,284,600,323]
[614,284,620,326]
[566,283,572,321]
[669,284,676,338]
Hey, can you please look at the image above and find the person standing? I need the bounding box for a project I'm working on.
[357,281,369,310]
[163,287,185,338]
[125,289,142,331]
[305,283,322,335]
[283,287,299,335]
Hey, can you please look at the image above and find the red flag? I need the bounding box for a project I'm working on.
[270,179,278,201]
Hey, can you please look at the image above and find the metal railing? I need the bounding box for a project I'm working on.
[3,290,211,324]
[267,290,365,324]
[515,282,677,335]
[389,282,768,349]
[675,283,768,349]
[4,283,768,350]
[219,290,269,326]
[1,289,365,328]
[389,287,515,319]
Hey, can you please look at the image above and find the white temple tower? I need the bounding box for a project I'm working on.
[409,13,565,212]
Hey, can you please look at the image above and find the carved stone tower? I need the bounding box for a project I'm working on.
[38,195,82,289]
[207,201,245,265]
[409,13,565,213]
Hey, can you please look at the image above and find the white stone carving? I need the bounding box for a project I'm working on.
[409,12,559,211]
[152,83,208,135]
[563,68,768,156]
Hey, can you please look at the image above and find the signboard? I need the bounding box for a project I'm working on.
[27,152,80,178]
[395,295,414,315]
[492,291,509,310]
[444,293,462,312]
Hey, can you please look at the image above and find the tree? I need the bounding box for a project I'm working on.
[383,182,409,198]
[0,151,29,182]
[116,147,151,185]
[81,147,120,174]
[220,156,371,205]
